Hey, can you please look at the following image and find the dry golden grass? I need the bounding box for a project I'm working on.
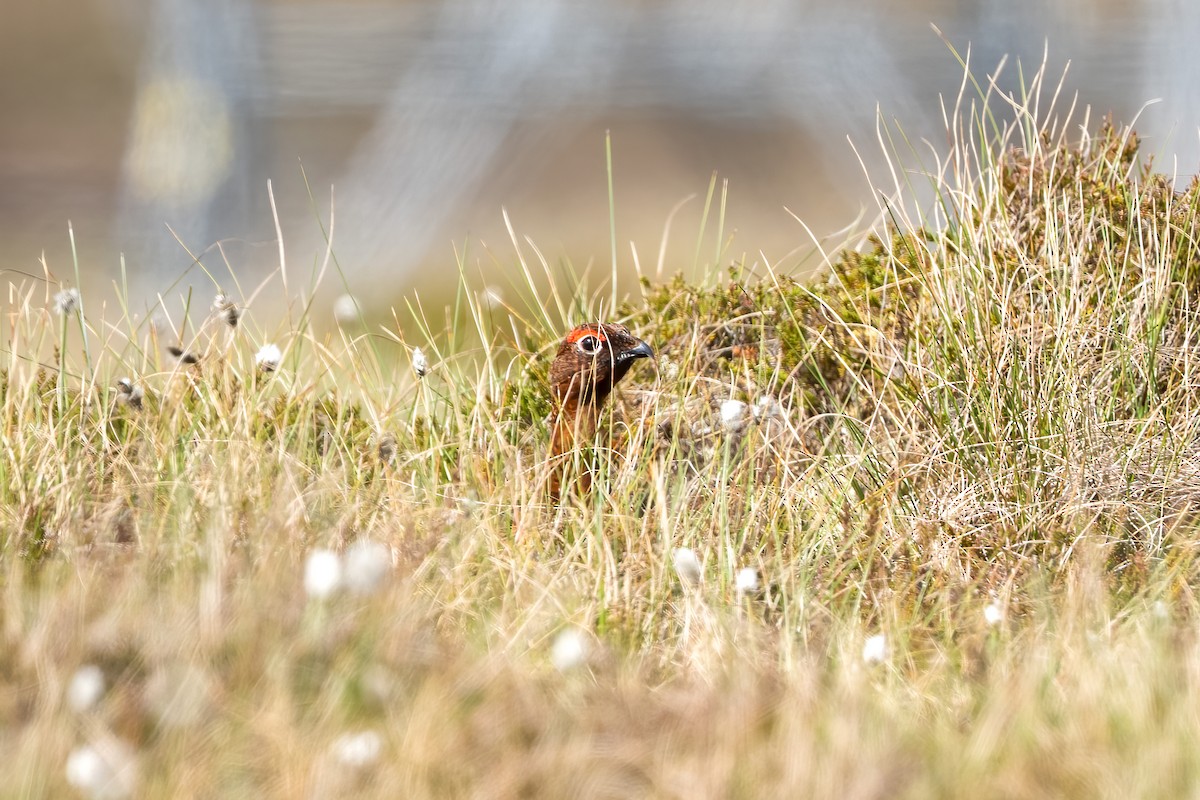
[6,62,1200,798]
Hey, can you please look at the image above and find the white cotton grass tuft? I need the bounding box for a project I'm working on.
[67,746,110,796]
[1153,600,1171,621]
[67,665,106,713]
[333,294,361,324]
[735,567,759,598]
[719,399,749,430]
[412,347,430,378]
[54,288,81,316]
[984,601,1004,626]
[480,285,504,311]
[752,395,784,420]
[672,547,702,586]
[66,740,137,799]
[377,434,397,464]
[255,343,283,372]
[343,540,391,596]
[331,730,383,768]
[551,628,589,672]
[212,293,241,327]
[167,345,200,365]
[114,378,144,411]
[862,634,889,665]
[304,549,343,599]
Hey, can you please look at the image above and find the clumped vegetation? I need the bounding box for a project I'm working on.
[7,65,1200,797]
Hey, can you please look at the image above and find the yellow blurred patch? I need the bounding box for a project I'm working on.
[126,76,233,205]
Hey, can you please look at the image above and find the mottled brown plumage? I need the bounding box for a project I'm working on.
[547,322,653,498]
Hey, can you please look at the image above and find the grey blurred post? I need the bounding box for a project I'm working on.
[328,0,923,285]
[116,0,265,312]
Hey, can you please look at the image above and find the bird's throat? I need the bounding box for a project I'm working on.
[547,394,606,498]
[549,395,602,462]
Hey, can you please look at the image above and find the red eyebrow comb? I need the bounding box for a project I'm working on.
[566,325,606,343]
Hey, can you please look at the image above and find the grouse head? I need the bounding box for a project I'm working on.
[547,322,653,496]
[549,322,654,410]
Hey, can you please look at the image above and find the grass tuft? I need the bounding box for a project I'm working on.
[7,62,1200,796]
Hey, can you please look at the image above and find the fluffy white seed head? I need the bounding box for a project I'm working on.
[343,540,391,596]
[212,293,241,327]
[551,628,589,672]
[67,746,107,794]
[377,434,397,464]
[480,285,504,311]
[862,634,889,665]
[333,294,361,324]
[673,547,702,586]
[54,288,81,316]
[412,347,430,378]
[255,343,282,373]
[735,567,759,597]
[66,740,136,799]
[115,378,144,411]
[720,399,749,430]
[304,549,342,599]
[984,602,1004,626]
[752,396,783,420]
[167,345,200,365]
[331,730,383,768]
[67,665,106,713]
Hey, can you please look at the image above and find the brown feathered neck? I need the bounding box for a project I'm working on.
[547,322,653,497]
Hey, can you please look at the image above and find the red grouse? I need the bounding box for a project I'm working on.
[547,322,654,498]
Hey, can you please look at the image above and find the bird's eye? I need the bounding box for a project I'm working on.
[576,335,603,356]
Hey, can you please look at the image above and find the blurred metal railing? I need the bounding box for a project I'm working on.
[109,0,1182,302]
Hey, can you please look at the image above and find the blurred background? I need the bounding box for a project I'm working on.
[3,0,1197,316]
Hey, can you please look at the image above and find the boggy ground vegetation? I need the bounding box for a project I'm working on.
[6,73,1200,798]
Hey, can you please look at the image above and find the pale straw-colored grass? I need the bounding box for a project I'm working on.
[5,58,1200,797]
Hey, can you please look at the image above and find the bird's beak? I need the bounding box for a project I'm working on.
[621,339,655,362]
